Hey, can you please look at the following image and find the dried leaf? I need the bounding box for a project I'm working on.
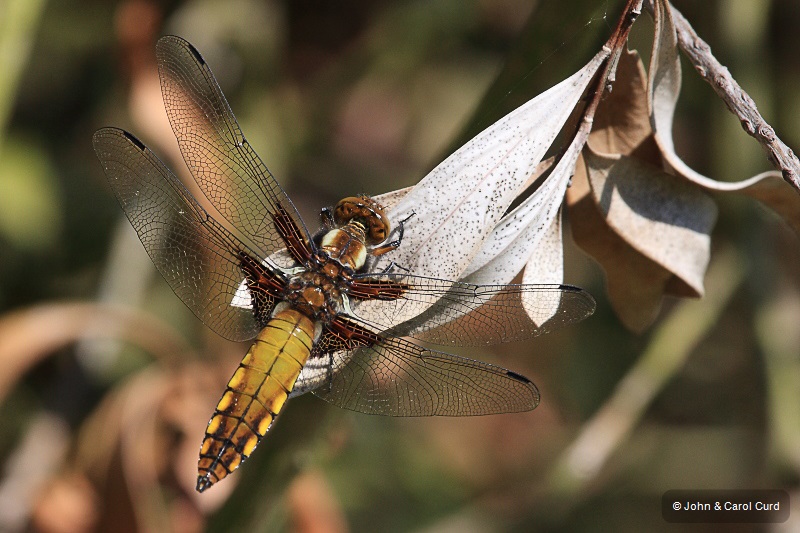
[588,50,653,157]
[569,0,800,331]
[568,46,716,330]
[580,67,719,302]
[382,50,608,282]
[0,303,196,404]
[569,168,674,331]
[649,0,800,233]
[521,209,566,325]
[462,123,583,287]
[582,147,716,295]
[339,51,607,331]
[76,365,223,530]
[649,0,682,151]
[462,116,589,325]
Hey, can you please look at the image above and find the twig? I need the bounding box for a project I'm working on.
[586,0,644,121]
[646,0,800,192]
[559,0,643,165]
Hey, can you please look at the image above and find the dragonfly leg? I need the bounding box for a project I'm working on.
[377,260,410,275]
[320,206,335,228]
[370,211,415,256]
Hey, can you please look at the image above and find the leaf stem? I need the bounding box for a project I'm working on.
[561,0,644,162]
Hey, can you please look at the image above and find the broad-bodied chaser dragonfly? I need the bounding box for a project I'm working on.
[93,36,595,493]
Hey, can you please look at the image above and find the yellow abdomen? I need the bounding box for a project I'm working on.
[196,308,314,492]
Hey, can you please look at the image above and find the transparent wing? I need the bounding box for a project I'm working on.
[93,127,275,342]
[348,275,596,346]
[305,331,539,416]
[156,35,312,260]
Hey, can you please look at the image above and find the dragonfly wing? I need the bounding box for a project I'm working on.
[156,35,312,260]
[303,324,539,416]
[402,282,596,346]
[93,127,274,342]
[348,275,596,347]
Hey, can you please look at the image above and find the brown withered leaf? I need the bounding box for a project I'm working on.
[75,364,219,530]
[568,48,716,331]
[570,0,800,331]
[649,0,800,234]
[580,148,716,330]
[0,302,195,405]
[569,166,677,331]
[581,148,715,299]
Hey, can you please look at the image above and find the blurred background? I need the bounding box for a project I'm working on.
[1,0,799,531]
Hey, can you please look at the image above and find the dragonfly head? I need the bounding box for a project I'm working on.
[333,196,391,245]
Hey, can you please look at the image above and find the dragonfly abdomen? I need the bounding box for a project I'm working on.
[197,308,315,493]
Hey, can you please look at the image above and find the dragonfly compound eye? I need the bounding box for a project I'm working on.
[367,222,387,244]
[333,197,360,225]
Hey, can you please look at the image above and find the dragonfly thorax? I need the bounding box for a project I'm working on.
[319,226,369,271]
[284,270,345,323]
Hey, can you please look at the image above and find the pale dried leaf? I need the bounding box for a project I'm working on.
[522,209,564,287]
[382,50,608,282]
[338,51,609,330]
[461,117,587,325]
[521,209,565,325]
[462,119,584,286]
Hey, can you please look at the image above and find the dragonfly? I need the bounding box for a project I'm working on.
[93,36,596,493]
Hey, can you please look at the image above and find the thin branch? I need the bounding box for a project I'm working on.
[557,0,643,169]
[588,0,644,121]
[646,0,800,192]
